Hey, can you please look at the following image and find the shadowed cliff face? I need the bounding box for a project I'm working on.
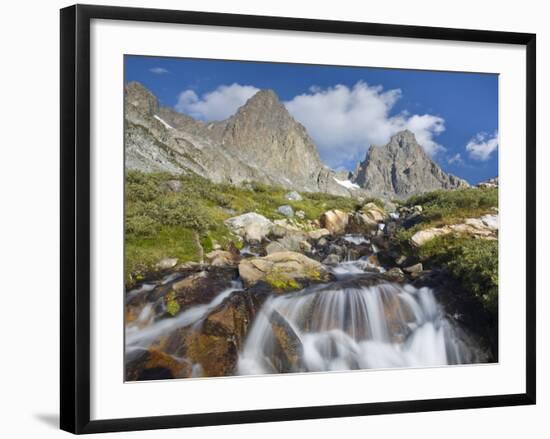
[352,130,469,199]
[124,82,468,199]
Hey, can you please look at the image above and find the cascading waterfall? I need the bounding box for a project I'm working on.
[238,272,483,375]
[125,233,488,379]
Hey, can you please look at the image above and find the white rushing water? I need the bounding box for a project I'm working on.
[238,269,481,375]
[126,280,243,352]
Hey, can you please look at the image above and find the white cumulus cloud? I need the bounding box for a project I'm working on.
[447,153,464,165]
[149,67,169,74]
[465,131,499,161]
[176,83,259,121]
[284,81,445,168]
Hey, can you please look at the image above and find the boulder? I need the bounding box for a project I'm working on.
[362,202,386,222]
[307,228,331,240]
[410,227,451,247]
[265,233,308,255]
[238,251,330,289]
[225,213,273,243]
[319,209,349,235]
[205,250,240,267]
[347,211,378,234]
[277,205,294,218]
[481,214,498,230]
[295,210,306,219]
[403,263,423,274]
[155,257,178,270]
[272,219,303,235]
[165,179,182,192]
[285,191,303,201]
[410,215,499,247]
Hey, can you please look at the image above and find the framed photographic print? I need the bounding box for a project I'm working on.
[60,4,536,434]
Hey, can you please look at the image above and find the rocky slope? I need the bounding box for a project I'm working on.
[125,191,498,380]
[351,130,469,199]
[125,82,349,196]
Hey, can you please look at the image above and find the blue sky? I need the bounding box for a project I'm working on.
[125,56,498,184]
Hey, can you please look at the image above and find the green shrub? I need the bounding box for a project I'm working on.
[165,291,180,316]
[126,215,159,237]
[419,236,498,313]
[403,187,498,226]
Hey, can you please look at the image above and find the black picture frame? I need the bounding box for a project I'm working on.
[60,4,536,434]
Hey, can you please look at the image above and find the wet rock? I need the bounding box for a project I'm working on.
[269,310,303,372]
[382,267,406,282]
[169,267,238,309]
[317,237,328,247]
[319,209,349,235]
[225,212,273,243]
[162,290,259,377]
[125,348,191,381]
[277,205,294,218]
[285,191,302,201]
[205,250,240,267]
[367,254,380,267]
[328,244,345,256]
[401,212,423,229]
[238,251,330,290]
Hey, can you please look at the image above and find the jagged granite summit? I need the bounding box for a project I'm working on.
[124,82,349,196]
[351,130,469,199]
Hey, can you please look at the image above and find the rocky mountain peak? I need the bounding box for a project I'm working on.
[352,130,468,199]
[229,89,294,128]
[219,89,332,191]
[125,81,159,116]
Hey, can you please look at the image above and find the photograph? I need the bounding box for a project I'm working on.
[123,55,499,381]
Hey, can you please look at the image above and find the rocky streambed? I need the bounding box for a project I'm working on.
[125,204,497,381]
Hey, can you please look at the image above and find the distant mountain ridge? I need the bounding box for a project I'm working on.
[124,82,468,199]
[351,130,469,199]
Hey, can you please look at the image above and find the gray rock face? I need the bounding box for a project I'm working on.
[277,205,294,217]
[285,191,302,201]
[125,82,351,196]
[352,130,469,199]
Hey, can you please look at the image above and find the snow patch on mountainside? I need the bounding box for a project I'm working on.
[334,178,359,190]
[154,115,174,130]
